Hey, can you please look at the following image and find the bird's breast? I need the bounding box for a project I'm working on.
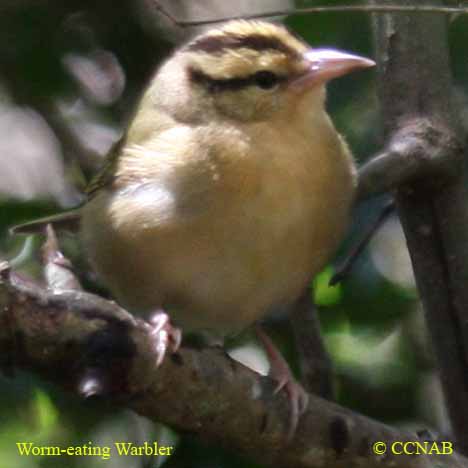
[81,115,356,335]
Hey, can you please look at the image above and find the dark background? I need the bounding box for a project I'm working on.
[1,1,467,467]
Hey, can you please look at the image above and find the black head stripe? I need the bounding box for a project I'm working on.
[188,67,287,93]
[189,68,254,92]
[187,33,298,58]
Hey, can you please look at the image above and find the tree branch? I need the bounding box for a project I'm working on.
[371,0,468,455]
[357,118,462,200]
[150,1,468,27]
[0,261,466,467]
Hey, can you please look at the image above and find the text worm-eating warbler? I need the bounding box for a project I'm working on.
[13,20,374,434]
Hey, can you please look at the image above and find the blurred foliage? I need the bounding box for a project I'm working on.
[0,1,466,467]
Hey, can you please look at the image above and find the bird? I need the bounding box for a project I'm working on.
[12,20,374,436]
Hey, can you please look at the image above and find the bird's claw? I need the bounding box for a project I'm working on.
[273,374,309,410]
[255,326,309,441]
[147,310,182,366]
[273,376,309,440]
[41,224,82,291]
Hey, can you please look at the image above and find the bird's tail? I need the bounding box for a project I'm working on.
[10,210,81,235]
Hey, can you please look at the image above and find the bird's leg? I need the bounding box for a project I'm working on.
[290,291,334,399]
[146,310,182,366]
[254,325,309,440]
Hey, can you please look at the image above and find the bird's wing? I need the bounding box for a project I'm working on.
[85,137,126,199]
[12,124,234,234]
[11,137,126,236]
[109,122,247,232]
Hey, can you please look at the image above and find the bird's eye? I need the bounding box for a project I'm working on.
[253,70,279,90]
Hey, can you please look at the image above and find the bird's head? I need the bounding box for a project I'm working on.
[144,20,375,124]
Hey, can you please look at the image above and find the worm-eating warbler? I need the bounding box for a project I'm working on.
[13,20,374,432]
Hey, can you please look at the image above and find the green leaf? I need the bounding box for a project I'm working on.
[313,266,342,306]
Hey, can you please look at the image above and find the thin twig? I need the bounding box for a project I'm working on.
[330,199,395,286]
[151,1,468,27]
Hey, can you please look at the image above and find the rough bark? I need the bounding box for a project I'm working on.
[371,0,468,454]
[0,262,466,468]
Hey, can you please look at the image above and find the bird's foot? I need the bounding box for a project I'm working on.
[271,371,309,441]
[255,326,309,441]
[146,310,182,366]
[41,224,83,291]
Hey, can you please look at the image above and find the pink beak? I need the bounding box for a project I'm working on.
[293,48,375,90]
